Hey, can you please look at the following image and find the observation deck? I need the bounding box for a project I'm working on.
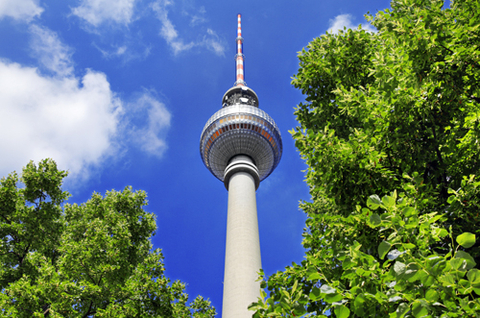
[199,88,282,183]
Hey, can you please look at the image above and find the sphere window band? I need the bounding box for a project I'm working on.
[203,124,277,151]
[200,104,282,182]
[202,114,279,153]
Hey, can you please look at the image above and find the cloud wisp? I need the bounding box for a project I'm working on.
[93,40,152,63]
[29,24,74,77]
[328,14,376,34]
[69,0,225,58]
[151,0,225,56]
[203,29,225,56]
[151,0,194,55]
[124,92,171,157]
[188,6,206,26]
[71,0,137,27]
[0,0,43,22]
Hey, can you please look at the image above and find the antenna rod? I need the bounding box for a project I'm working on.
[235,14,245,86]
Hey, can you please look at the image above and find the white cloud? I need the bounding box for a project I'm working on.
[71,0,136,27]
[0,0,43,21]
[328,14,376,34]
[93,40,152,63]
[125,92,171,157]
[203,29,225,56]
[151,0,194,55]
[0,61,121,179]
[151,0,224,56]
[160,18,178,42]
[29,25,74,77]
[0,59,172,181]
[188,6,206,26]
[0,26,171,181]
[71,0,224,58]
[116,46,127,55]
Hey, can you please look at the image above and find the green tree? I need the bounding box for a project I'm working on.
[251,0,480,316]
[0,159,216,317]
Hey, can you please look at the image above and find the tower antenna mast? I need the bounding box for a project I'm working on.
[235,14,245,86]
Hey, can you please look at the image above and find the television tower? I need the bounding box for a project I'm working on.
[199,14,282,318]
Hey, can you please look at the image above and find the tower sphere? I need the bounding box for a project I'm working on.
[200,85,282,184]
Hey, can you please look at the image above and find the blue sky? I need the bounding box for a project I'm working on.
[0,0,391,315]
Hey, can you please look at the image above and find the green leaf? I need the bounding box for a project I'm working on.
[412,299,428,318]
[439,273,456,286]
[378,241,392,259]
[403,207,416,217]
[447,195,456,204]
[309,287,321,301]
[432,228,449,238]
[450,258,467,271]
[367,195,383,210]
[402,243,415,249]
[307,270,321,281]
[387,249,404,261]
[389,296,402,302]
[334,305,350,318]
[425,289,439,302]
[468,270,480,296]
[404,263,419,282]
[429,258,446,276]
[458,279,472,294]
[280,301,290,311]
[353,292,366,314]
[382,195,395,208]
[427,213,443,224]
[293,303,307,316]
[393,261,406,276]
[396,303,409,318]
[417,270,431,286]
[456,232,476,248]
[456,251,477,270]
[320,284,336,294]
[325,292,343,303]
[370,213,382,227]
[467,269,480,284]
[292,280,298,294]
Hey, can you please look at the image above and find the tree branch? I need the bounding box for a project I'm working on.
[82,301,95,318]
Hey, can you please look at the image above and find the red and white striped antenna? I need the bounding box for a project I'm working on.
[234,14,245,86]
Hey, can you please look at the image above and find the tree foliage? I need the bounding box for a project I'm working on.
[251,0,480,316]
[0,159,215,317]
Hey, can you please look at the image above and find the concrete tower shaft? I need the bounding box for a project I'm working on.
[223,155,261,318]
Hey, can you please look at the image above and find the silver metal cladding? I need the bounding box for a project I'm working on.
[199,104,282,182]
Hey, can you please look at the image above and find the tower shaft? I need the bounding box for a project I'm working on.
[223,155,261,318]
